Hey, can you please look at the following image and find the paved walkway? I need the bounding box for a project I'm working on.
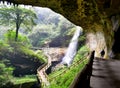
[37,48,66,87]
[90,58,120,88]
[37,53,51,87]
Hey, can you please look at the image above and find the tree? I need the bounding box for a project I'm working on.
[4,30,31,47]
[0,5,37,41]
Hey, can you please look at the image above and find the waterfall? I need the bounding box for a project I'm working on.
[62,26,83,66]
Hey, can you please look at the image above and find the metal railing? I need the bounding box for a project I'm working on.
[37,49,94,88]
[49,57,88,81]
[69,51,95,88]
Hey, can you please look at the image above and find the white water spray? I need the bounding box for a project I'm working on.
[62,26,83,66]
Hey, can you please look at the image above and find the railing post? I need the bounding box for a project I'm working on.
[87,51,95,88]
[69,51,95,88]
[89,51,95,75]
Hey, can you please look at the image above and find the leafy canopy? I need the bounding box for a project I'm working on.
[0,5,37,41]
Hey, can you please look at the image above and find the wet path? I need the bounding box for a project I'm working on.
[90,58,120,88]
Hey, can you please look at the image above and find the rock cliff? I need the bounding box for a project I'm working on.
[2,0,120,58]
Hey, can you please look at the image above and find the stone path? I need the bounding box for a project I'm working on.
[90,58,120,88]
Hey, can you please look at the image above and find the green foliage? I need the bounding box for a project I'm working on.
[11,75,37,85]
[65,27,76,36]
[79,33,86,42]
[0,5,37,41]
[28,13,75,47]
[28,24,51,47]
[19,46,47,63]
[0,61,14,87]
[0,29,46,63]
[0,60,37,87]
[0,40,13,55]
[0,40,9,49]
[0,6,36,27]
[4,30,31,47]
[0,33,47,87]
[48,45,89,87]
[49,60,88,88]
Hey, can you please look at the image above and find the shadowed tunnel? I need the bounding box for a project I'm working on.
[112,26,120,54]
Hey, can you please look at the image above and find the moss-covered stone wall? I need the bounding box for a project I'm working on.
[3,0,120,58]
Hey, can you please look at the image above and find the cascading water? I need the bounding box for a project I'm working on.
[62,26,83,66]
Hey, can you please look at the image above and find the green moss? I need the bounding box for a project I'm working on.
[12,75,37,85]
[49,59,88,88]
[0,40,47,86]
[18,46,47,63]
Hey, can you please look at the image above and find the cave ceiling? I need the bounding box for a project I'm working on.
[1,0,120,27]
[1,0,120,56]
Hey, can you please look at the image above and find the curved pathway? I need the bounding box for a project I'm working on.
[37,51,51,87]
[36,47,66,87]
[90,58,120,88]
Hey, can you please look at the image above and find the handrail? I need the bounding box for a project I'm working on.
[49,54,88,81]
[69,51,95,88]
[37,49,91,88]
[37,63,47,72]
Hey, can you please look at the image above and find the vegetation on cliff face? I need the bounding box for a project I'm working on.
[0,4,75,48]
[27,7,75,47]
[0,1,117,57]
[0,4,85,87]
[1,0,120,87]
[0,5,37,41]
[48,46,89,88]
[5,0,120,58]
[0,61,14,87]
[0,29,46,87]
